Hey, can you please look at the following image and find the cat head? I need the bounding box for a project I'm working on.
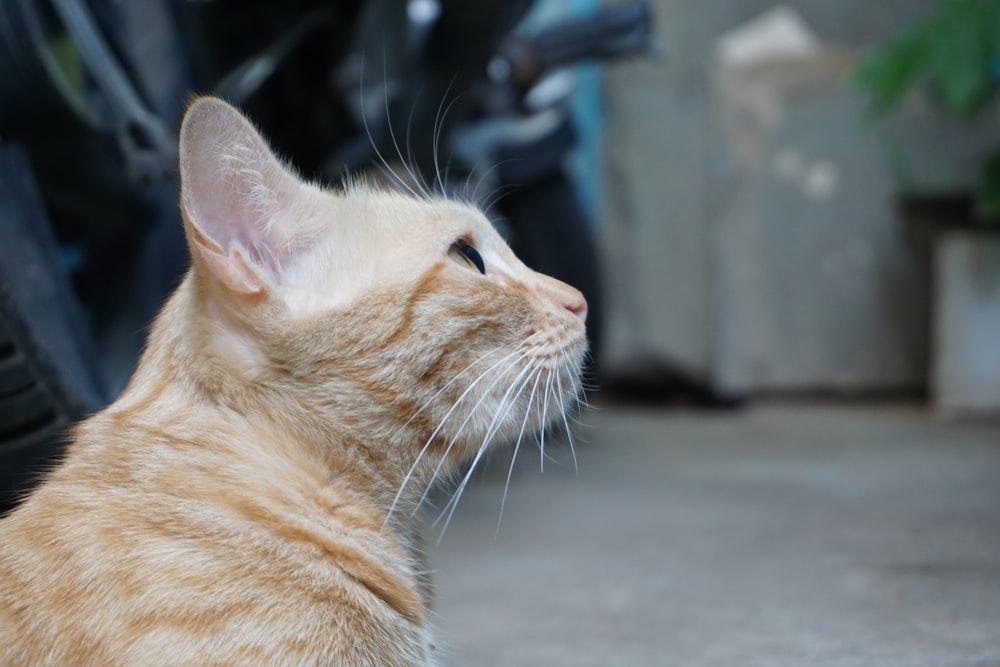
[177,97,587,485]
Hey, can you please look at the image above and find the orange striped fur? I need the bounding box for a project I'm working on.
[0,97,587,665]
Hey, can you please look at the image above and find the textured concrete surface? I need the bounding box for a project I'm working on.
[429,404,1000,666]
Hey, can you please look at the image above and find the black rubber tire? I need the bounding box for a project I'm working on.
[0,144,107,516]
[496,170,604,369]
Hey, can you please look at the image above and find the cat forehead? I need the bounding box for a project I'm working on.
[331,188,509,263]
[339,187,492,238]
[277,187,506,313]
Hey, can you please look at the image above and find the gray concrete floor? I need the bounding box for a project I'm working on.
[428,404,1000,666]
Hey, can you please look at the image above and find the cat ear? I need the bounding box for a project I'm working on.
[179,97,303,295]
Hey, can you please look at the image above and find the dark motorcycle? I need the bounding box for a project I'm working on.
[0,0,653,513]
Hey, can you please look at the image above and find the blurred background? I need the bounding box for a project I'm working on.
[600,0,1000,407]
[0,0,999,664]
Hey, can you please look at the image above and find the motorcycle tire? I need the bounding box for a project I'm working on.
[0,144,107,516]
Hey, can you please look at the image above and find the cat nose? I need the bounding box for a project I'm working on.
[564,290,588,322]
[538,275,588,323]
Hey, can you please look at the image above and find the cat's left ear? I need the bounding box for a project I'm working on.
[179,97,304,295]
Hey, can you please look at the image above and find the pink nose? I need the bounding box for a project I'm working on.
[537,275,588,323]
[565,290,588,323]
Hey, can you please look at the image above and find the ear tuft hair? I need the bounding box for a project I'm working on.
[179,97,304,292]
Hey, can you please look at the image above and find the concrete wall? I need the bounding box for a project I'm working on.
[599,0,983,391]
[933,233,1000,414]
[709,53,927,392]
[604,0,933,380]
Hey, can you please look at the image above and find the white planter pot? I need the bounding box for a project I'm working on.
[932,230,1000,415]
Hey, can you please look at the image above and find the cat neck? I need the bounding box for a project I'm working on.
[106,274,439,523]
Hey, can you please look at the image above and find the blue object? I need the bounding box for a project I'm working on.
[522,0,605,225]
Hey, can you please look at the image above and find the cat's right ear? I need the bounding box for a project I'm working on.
[178,97,302,296]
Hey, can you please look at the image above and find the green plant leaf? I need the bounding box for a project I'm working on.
[855,0,1000,119]
[855,23,934,117]
[926,0,995,117]
[977,151,1000,223]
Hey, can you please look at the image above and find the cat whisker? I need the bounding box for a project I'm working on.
[432,353,541,539]
[396,346,507,434]
[441,147,461,200]
[380,54,430,199]
[432,76,460,196]
[386,345,526,525]
[418,338,576,541]
[359,56,423,200]
[574,379,596,408]
[538,367,555,473]
[472,160,517,212]
[396,343,534,520]
[464,158,511,207]
[577,354,600,397]
[555,370,579,476]
[563,400,593,431]
[410,346,532,517]
[481,182,523,219]
[495,366,544,539]
[478,174,522,218]
[403,83,426,194]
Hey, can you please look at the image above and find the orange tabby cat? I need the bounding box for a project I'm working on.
[0,97,587,666]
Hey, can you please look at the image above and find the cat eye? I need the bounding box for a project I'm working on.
[449,241,486,275]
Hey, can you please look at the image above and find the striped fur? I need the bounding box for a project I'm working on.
[0,98,587,665]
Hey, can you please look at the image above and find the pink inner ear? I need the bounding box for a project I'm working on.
[179,98,297,286]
